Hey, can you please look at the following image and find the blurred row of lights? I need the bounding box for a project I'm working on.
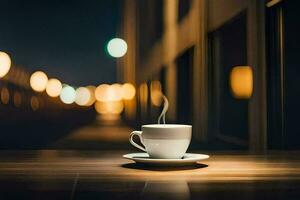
[29,70,164,115]
[0,51,136,115]
[28,69,137,115]
[0,37,131,116]
[1,50,167,116]
[29,70,136,107]
[2,40,161,114]
[0,86,41,111]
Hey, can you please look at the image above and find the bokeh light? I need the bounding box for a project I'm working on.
[86,85,96,106]
[46,78,62,97]
[30,71,48,92]
[0,51,11,78]
[110,83,123,101]
[150,80,162,106]
[13,91,22,107]
[30,96,39,111]
[0,87,10,104]
[60,85,76,104]
[75,87,91,106]
[139,83,148,114]
[94,100,124,114]
[107,38,128,58]
[139,83,148,104]
[121,83,136,100]
[230,66,253,99]
[95,84,110,102]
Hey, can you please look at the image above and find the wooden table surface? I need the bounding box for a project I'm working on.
[0,150,300,200]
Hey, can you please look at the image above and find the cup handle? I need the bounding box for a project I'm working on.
[129,131,146,152]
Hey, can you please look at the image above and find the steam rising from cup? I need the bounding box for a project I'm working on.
[157,95,169,124]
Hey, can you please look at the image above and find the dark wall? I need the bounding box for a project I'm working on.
[283,0,300,149]
[267,0,300,150]
[137,0,163,58]
[176,48,193,125]
[208,12,248,145]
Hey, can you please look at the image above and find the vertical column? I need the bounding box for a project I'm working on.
[247,0,267,152]
[163,0,178,121]
[122,0,137,120]
[192,0,208,141]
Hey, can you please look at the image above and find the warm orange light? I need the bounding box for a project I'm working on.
[0,87,10,104]
[94,101,107,114]
[230,66,253,99]
[30,96,39,111]
[13,91,22,107]
[110,84,123,101]
[30,71,48,92]
[121,83,136,100]
[94,100,124,114]
[95,84,110,102]
[150,80,162,106]
[0,51,11,78]
[75,87,91,106]
[46,78,62,97]
[86,85,96,106]
[108,101,124,114]
[139,83,148,104]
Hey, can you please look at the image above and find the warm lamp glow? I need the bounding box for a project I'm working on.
[30,71,48,92]
[110,84,123,101]
[139,83,148,104]
[46,78,62,97]
[86,85,96,106]
[30,96,39,111]
[1,87,10,104]
[94,101,107,114]
[95,84,110,102]
[94,100,124,114]
[0,51,11,78]
[230,66,253,99]
[13,91,22,107]
[60,85,76,104]
[122,83,136,100]
[151,80,162,106]
[107,38,128,58]
[75,87,91,106]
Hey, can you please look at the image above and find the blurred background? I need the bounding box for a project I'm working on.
[0,0,299,151]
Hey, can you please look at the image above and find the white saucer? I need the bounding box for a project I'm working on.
[123,153,209,166]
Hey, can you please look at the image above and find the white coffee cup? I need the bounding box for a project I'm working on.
[129,124,192,159]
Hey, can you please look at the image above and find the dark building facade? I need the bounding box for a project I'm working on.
[118,0,300,151]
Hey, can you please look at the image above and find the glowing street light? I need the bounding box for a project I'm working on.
[95,84,110,102]
[0,51,11,78]
[30,71,48,92]
[75,87,91,106]
[60,85,76,104]
[110,83,123,101]
[94,100,124,115]
[86,85,96,106]
[121,83,136,100]
[107,38,127,58]
[46,78,62,97]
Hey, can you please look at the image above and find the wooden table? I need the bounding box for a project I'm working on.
[0,150,299,199]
